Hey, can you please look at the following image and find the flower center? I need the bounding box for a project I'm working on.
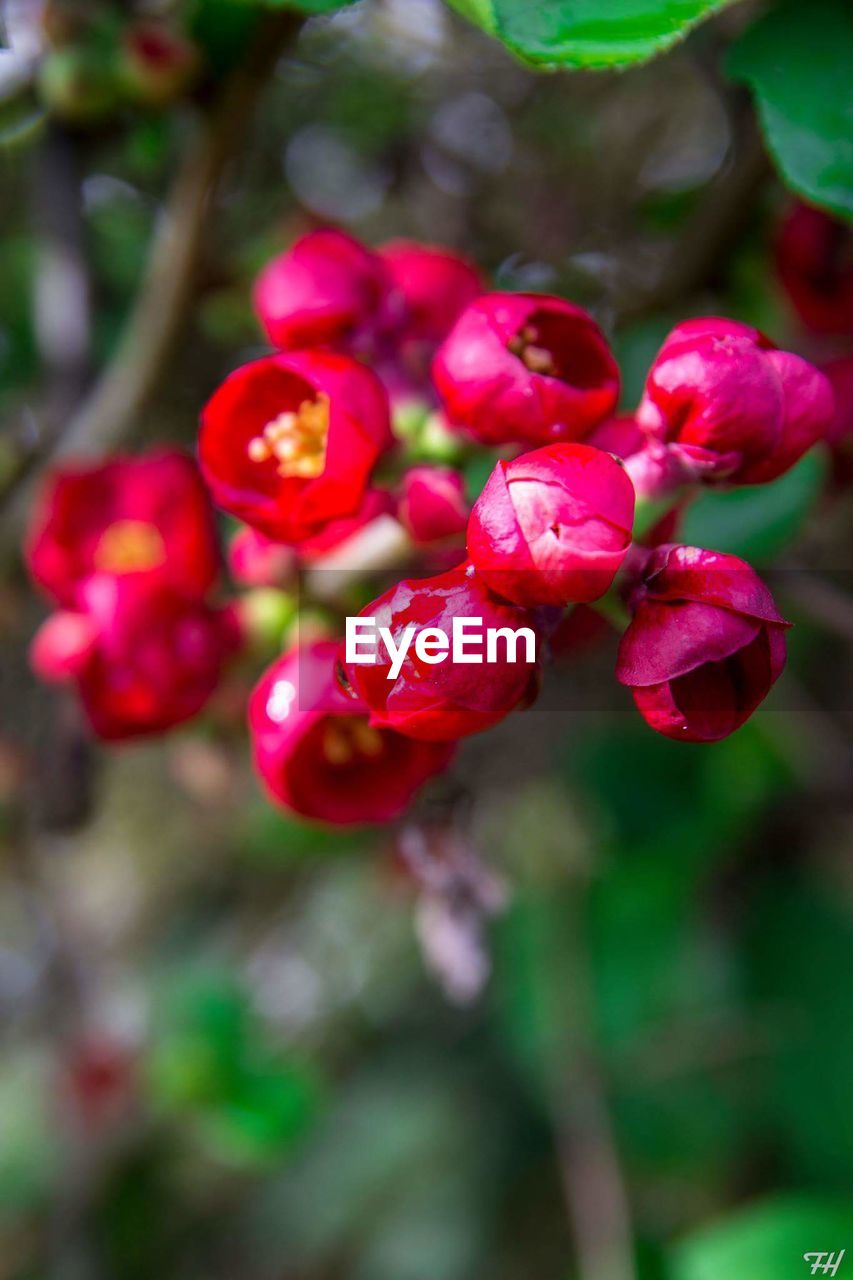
[507,325,556,376]
[247,393,330,479]
[322,716,385,766]
[94,520,167,573]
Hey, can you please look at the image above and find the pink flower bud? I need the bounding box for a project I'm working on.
[432,292,619,447]
[30,610,98,682]
[253,228,395,352]
[775,202,853,336]
[616,544,789,742]
[398,466,468,545]
[228,527,295,588]
[467,444,635,606]
[379,241,483,347]
[636,317,834,485]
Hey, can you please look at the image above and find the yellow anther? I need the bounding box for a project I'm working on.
[351,721,384,758]
[508,326,556,376]
[322,723,353,765]
[94,520,167,574]
[322,716,385,766]
[246,394,330,479]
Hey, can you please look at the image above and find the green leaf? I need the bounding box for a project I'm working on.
[728,0,853,218]
[274,0,359,11]
[444,0,497,33]
[454,0,740,69]
[0,88,45,150]
[671,1197,853,1280]
[680,450,826,564]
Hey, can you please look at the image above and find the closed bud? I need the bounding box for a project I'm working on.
[616,544,789,742]
[467,443,635,606]
[398,466,468,545]
[636,317,835,485]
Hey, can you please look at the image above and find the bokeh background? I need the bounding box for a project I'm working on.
[1,2,852,1277]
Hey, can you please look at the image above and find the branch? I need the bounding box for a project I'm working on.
[2,11,301,535]
[615,92,770,324]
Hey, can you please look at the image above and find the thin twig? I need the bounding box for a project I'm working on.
[615,95,769,324]
[2,11,301,537]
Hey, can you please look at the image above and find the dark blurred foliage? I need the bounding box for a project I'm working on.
[0,3,852,1278]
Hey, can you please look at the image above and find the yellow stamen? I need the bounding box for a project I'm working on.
[322,723,353,765]
[94,520,166,574]
[321,716,385,766]
[247,394,330,480]
[507,326,556,376]
[351,721,384,758]
[248,437,272,463]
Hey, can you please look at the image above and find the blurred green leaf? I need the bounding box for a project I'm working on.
[742,878,853,1183]
[671,1197,853,1280]
[681,451,827,564]
[452,0,740,69]
[728,0,853,218]
[0,91,45,150]
[148,971,321,1166]
[258,0,359,11]
[252,1058,495,1280]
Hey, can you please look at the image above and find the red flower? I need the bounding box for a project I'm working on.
[32,576,241,741]
[616,544,789,742]
[398,466,468,545]
[380,240,483,347]
[253,228,396,352]
[775,202,853,336]
[431,292,619,447]
[636,317,834,485]
[467,443,635,606]
[250,641,453,825]
[26,450,219,609]
[199,351,392,543]
[340,564,541,742]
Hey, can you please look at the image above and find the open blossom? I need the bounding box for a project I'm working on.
[775,202,853,336]
[432,292,619,447]
[199,351,392,543]
[616,544,789,743]
[636,317,834,485]
[397,466,468,545]
[253,228,396,352]
[250,641,453,825]
[467,443,635,606]
[340,564,541,742]
[31,576,241,741]
[26,451,219,608]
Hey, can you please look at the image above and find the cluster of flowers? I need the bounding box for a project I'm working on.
[27,218,848,825]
